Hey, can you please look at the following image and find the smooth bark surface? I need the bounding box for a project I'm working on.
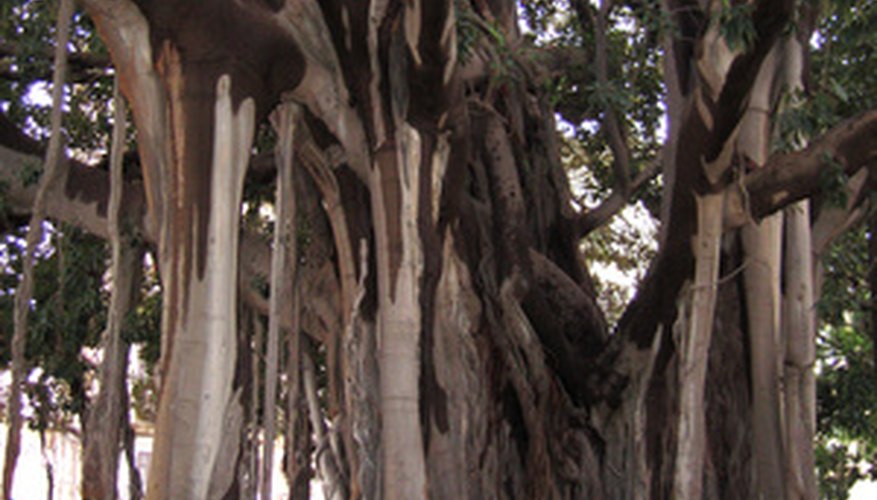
[147,75,255,499]
[672,192,724,500]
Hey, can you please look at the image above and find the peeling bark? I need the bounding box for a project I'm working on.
[147,75,255,499]
[343,240,380,500]
[427,231,483,499]
[373,123,428,500]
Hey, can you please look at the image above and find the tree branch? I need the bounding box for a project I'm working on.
[569,0,642,238]
[724,107,877,229]
[614,1,796,350]
[592,0,631,191]
[0,140,342,348]
[79,0,171,238]
[4,1,75,495]
[577,158,660,237]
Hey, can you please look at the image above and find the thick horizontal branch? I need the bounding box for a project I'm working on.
[0,143,142,240]
[0,139,336,345]
[724,107,877,228]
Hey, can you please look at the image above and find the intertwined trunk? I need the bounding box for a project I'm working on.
[56,0,877,498]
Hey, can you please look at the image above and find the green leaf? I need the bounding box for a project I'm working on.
[716,1,756,52]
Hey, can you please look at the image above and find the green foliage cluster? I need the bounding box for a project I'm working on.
[0,225,107,426]
[816,224,877,499]
[778,1,877,495]
[580,204,657,325]
[1,1,116,154]
[716,0,756,52]
[0,1,159,431]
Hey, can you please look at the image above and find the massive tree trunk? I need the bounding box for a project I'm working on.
[146,74,255,498]
[3,0,877,498]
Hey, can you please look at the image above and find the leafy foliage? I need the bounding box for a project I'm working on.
[771,3,877,494]
[715,1,756,52]
[815,224,877,498]
[0,225,107,422]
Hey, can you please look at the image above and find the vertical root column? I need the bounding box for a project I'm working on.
[673,191,724,500]
[374,123,427,500]
[262,101,300,500]
[148,75,255,499]
[742,214,786,499]
[783,201,817,499]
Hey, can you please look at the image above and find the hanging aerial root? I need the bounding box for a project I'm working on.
[3,1,74,496]
[83,79,144,500]
[261,102,300,500]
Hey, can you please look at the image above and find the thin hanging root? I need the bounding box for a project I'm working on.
[83,78,141,499]
[3,1,74,497]
[249,308,263,499]
[261,102,300,500]
[344,239,380,500]
[298,132,355,321]
[783,200,817,498]
[304,344,348,500]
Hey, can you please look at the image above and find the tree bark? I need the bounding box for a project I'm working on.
[147,74,255,499]
[778,33,817,500]
[5,1,872,498]
[783,201,818,500]
[373,124,428,500]
[672,192,724,500]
